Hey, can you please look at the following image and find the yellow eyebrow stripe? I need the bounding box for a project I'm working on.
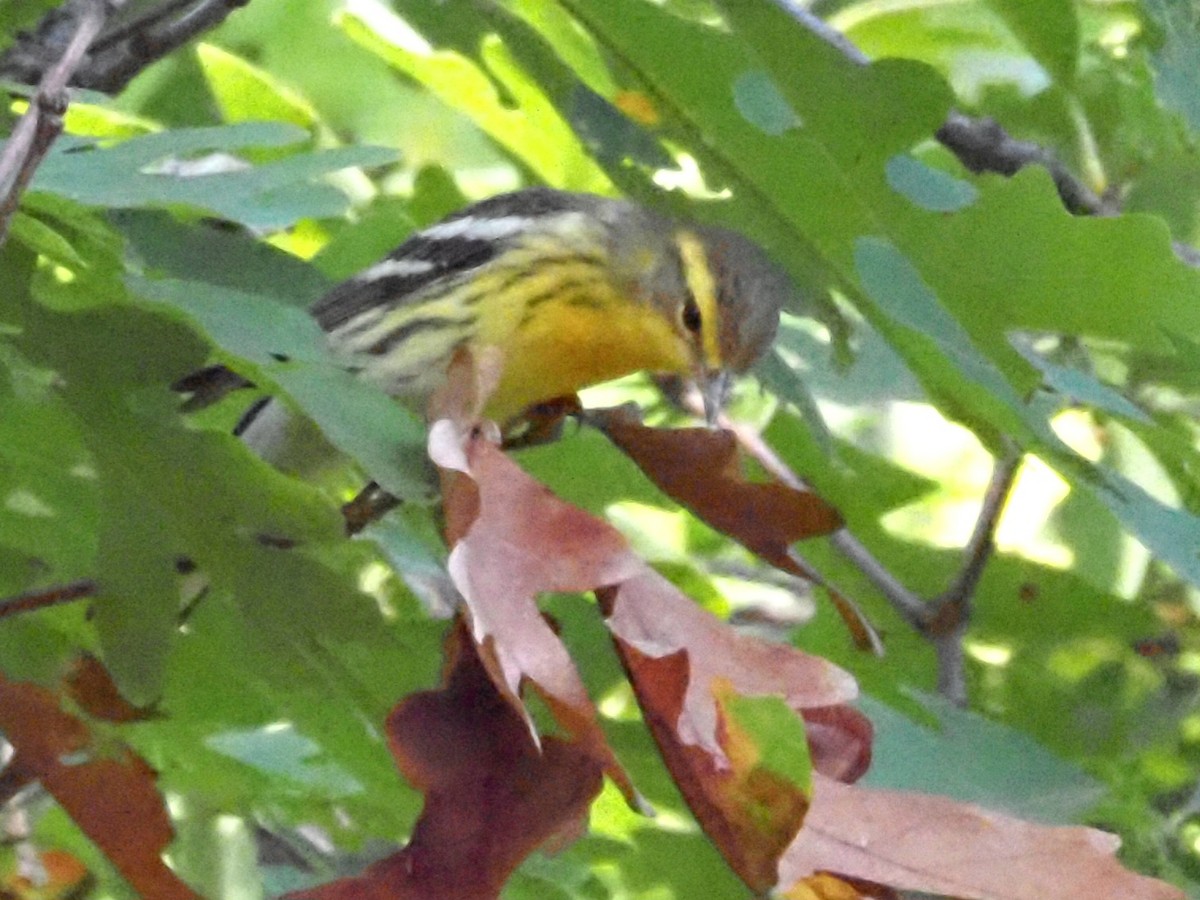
[674,230,722,370]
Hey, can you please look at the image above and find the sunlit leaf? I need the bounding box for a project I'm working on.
[197,43,321,130]
[338,6,611,193]
[985,0,1079,85]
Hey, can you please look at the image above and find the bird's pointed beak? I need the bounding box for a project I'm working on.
[699,368,732,426]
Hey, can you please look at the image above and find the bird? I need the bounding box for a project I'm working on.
[236,187,791,470]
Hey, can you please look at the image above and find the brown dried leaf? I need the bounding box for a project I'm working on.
[615,641,807,891]
[429,415,640,801]
[425,358,870,890]
[591,406,842,571]
[64,653,155,723]
[780,774,1186,900]
[601,570,864,771]
[286,621,604,900]
[421,355,1178,900]
[0,672,200,900]
[600,571,867,890]
[594,408,882,652]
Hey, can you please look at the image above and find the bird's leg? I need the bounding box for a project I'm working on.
[500,394,584,450]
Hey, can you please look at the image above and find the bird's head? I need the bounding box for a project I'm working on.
[614,212,790,422]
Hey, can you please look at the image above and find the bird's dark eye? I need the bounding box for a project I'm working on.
[681,297,702,333]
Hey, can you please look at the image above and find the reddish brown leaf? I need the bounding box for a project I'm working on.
[424,357,1179,900]
[286,621,604,900]
[428,375,867,892]
[429,416,640,801]
[600,570,867,890]
[602,570,862,765]
[592,409,882,652]
[64,653,155,723]
[779,774,1186,900]
[614,642,807,891]
[0,672,200,900]
[591,407,842,570]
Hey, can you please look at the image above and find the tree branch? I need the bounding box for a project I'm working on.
[0,579,98,621]
[702,411,883,652]
[769,0,1200,265]
[728,409,1022,703]
[831,450,1020,703]
[769,0,1087,204]
[827,528,929,630]
[936,444,1022,617]
[935,111,1108,216]
[715,412,931,631]
[81,0,251,93]
[926,447,1022,704]
[0,0,115,249]
[0,0,251,96]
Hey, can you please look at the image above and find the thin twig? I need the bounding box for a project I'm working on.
[935,445,1023,616]
[0,579,98,621]
[827,528,928,630]
[723,417,809,490]
[80,0,251,94]
[0,0,114,248]
[729,410,1023,702]
[927,447,1022,703]
[712,403,931,629]
[342,481,401,536]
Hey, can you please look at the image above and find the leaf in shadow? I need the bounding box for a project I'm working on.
[285,621,604,900]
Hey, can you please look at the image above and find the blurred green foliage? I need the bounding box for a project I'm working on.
[2,0,1200,896]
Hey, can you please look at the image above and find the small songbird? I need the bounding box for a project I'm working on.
[239,187,791,467]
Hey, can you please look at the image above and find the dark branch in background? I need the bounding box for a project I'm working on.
[0,579,98,621]
[769,0,1087,700]
[0,0,250,244]
[774,0,1100,213]
[0,0,116,248]
[774,0,1200,266]
[936,443,1022,616]
[935,112,1109,216]
[735,417,1021,704]
[0,0,249,95]
[924,449,1021,704]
